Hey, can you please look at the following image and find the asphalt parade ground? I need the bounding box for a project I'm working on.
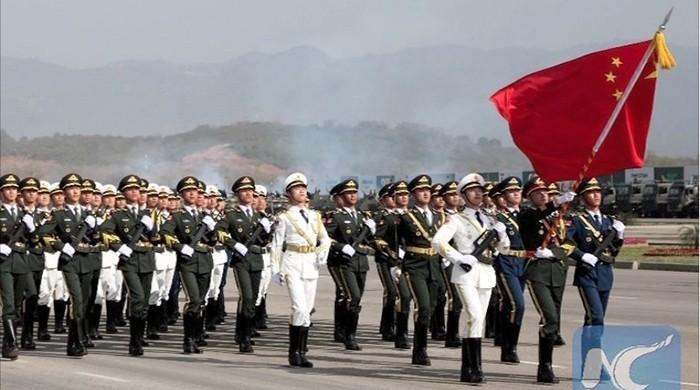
[1,265,698,390]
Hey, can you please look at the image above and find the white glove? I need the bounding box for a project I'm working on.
[180,244,194,257]
[234,242,248,257]
[96,217,105,226]
[441,258,450,269]
[316,255,327,267]
[0,244,11,256]
[85,215,97,229]
[554,191,576,206]
[21,214,36,232]
[259,217,272,234]
[117,244,133,258]
[493,221,507,240]
[272,272,284,285]
[62,243,75,257]
[398,248,405,259]
[390,266,402,283]
[202,215,216,231]
[582,253,599,267]
[612,219,625,239]
[140,215,154,231]
[363,218,376,235]
[460,254,478,267]
[341,244,356,257]
[535,247,554,259]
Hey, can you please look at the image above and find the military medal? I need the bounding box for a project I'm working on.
[237,228,243,233]
[66,227,71,233]
[345,229,351,234]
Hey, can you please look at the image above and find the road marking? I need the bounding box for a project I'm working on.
[519,360,565,369]
[76,372,129,382]
[613,296,638,300]
[660,380,699,387]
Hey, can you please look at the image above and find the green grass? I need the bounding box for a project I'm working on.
[618,245,699,265]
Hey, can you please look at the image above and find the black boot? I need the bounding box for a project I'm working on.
[216,292,226,325]
[554,333,566,347]
[537,336,559,383]
[430,302,446,341]
[21,296,38,350]
[255,297,267,330]
[344,311,361,351]
[288,325,302,367]
[116,296,127,326]
[380,303,396,341]
[444,310,461,348]
[299,326,313,368]
[147,305,161,340]
[82,317,95,348]
[2,319,20,360]
[501,322,521,364]
[182,314,201,354]
[205,299,217,331]
[195,315,207,347]
[460,338,473,382]
[90,303,103,340]
[411,322,431,366]
[394,312,410,349]
[166,294,179,325]
[129,318,144,356]
[158,304,169,332]
[54,300,67,333]
[105,301,119,334]
[239,317,254,353]
[37,305,51,341]
[68,319,87,356]
[333,301,346,343]
[469,338,485,383]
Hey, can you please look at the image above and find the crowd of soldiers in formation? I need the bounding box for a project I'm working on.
[0,170,624,385]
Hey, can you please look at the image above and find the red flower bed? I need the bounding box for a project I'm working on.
[644,247,699,257]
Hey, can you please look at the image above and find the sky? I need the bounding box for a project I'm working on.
[2,0,697,68]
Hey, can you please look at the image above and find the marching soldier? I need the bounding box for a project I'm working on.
[78,178,103,347]
[96,184,124,336]
[17,177,46,350]
[48,183,69,334]
[159,176,217,354]
[36,181,59,342]
[0,173,33,360]
[429,183,448,341]
[253,184,273,332]
[203,185,227,335]
[324,183,348,343]
[437,181,463,348]
[567,178,625,379]
[270,172,331,368]
[372,183,398,342]
[432,173,509,383]
[154,185,178,334]
[219,176,273,353]
[325,179,376,351]
[103,175,158,356]
[492,177,528,364]
[391,175,446,365]
[518,175,576,383]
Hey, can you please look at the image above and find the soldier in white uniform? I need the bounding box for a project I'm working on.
[271,172,330,368]
[432,173,509,384]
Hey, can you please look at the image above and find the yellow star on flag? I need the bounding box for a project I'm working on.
[612,89,623,100]
[611,57,623,67]
[604,72,617,83]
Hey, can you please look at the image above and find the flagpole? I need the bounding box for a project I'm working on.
[541,9,673,249]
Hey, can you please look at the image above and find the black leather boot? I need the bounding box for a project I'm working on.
[298,326,313,368]
[394,312,410,349]
[537,336,559,383]
[37,305,52,341]
[460,338,473,382]
[239,316,254,353]
[105,301,119,334]
[469,338,485,383]
[288,325,302,367]
[21,296,38,349]
[53,300,67,333]
[444,310,461,348]
[2,319,20,360]
[147,305,161,340]
[411,322,431,366]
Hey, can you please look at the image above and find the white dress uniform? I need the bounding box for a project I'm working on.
[432,207,509,338]
[150,208,178,306]
[271,205,330,327]
[38,207,69,307]
[255,185,272,307]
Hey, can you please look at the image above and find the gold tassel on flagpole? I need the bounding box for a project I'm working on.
[654,31,677,69]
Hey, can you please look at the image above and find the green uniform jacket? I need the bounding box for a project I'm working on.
[24,208,51,271]
[160,209,214,275]
[0,206,29,274]
[325,208,373,273]
[107,207,157,273]
[44,207,106,274]
[220,206,271,272]
[395,206,445,271]
[518,203,569,287]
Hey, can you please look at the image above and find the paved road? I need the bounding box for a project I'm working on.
[2,266,698,389]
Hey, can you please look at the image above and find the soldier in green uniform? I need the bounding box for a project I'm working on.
[391,175,446,365]
[48,183,69,334]
[437,181,463,348]
[324,182,348,343]
[518,175,576,383]
[104,175,159,356]
[0,174,32,360]
[16,177,45,350]
[159,176,216,354]
[218,176,273,353]
[325,179,375,351]
[78,178,104,347]
[371,183,398,342]
[428,183,448,341]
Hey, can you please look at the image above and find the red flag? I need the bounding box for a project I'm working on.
[490,41,659,182]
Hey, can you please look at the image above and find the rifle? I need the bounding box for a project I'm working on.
[584,230,618,267]
[459,229,499,272]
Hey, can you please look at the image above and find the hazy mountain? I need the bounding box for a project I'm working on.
[1,43,697,156]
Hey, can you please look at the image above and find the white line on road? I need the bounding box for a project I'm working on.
[613,296,639,300]
[660,380,700,387]
[518,360,565,369]
[75,372,129,383]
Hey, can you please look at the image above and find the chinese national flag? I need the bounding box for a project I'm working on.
[490,40,659,182]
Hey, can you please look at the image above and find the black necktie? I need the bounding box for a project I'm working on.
[300,209,309,224]
[73,206,80,220]
[245,208,251,219]
[10,206,17,221]
[594,215,601,228]
[476,211,484,227]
